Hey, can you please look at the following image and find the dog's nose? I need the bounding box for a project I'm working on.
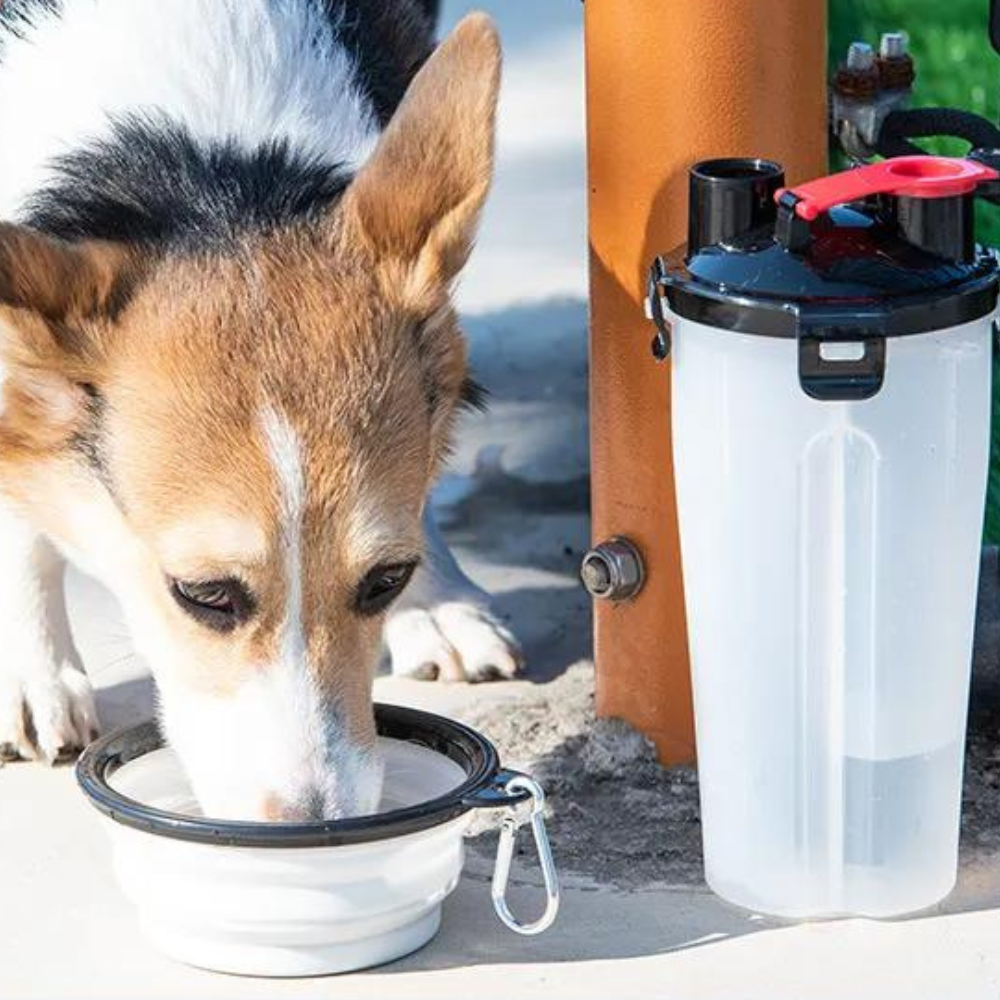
[261,788,328,822]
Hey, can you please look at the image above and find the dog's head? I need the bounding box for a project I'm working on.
[0,15,500,820]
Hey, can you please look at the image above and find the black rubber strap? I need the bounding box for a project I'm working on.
[876,108,1000,159]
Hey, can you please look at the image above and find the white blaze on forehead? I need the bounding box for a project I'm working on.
[253,407,331,810]
[260,406,305,666]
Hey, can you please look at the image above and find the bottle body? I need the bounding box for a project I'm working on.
[671,314,991,916]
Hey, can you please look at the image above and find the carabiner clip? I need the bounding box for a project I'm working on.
[490,774,560,936]
[645,255,672,361]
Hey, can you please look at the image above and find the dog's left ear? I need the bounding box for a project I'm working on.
[0,223,135,452]
[342,12,501,297]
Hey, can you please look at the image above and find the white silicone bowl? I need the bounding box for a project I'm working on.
[76,705,558,977]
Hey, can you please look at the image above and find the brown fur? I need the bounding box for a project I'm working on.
[0,14,502,815]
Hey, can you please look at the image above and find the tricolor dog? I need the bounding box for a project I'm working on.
[0,0,522,821]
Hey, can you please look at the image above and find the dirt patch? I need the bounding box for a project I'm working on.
[463,663,704,890]
[462,662,1000,894]
[963,683,1000,866]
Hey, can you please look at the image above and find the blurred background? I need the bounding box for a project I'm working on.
[440,0,586,314]
[830,1,1000,537]
[441,0,1000,543]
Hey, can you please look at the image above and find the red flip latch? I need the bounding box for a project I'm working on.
[776,156,999,221]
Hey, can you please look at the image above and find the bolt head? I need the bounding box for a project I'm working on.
[846,41,875,71]
[581,555,612,596]
[580,537,645,601]
[879,32,908,59]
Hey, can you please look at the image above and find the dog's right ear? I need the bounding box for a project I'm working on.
[0,223,136,454]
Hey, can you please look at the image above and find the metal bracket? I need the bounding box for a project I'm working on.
[831,36,914,161]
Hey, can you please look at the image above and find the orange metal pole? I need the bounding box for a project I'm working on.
[585,0,829,764]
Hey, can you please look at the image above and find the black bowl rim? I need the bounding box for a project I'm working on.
[76,703,525,848]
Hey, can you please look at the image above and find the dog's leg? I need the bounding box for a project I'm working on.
[0,504,99,763]
[384,509,523,682]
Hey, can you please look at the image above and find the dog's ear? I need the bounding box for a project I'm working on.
[0,223,135,452]
[341,12,501,297]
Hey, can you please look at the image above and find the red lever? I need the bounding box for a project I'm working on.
[776,156,999,221]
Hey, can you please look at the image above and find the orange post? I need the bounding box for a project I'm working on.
[584,0,829,763]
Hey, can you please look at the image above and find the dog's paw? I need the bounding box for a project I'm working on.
[0,664,100,765]
[385,601,523,682]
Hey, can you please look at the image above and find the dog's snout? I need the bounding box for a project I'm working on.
[261,792,292,822]
[261,787,332,823]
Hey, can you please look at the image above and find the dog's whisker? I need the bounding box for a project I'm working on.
[88,652,141,679]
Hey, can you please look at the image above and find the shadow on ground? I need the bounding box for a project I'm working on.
[439,546,1000,956]
[94,675,155,732]
[389,673,999,974]
[75,292,1000,975]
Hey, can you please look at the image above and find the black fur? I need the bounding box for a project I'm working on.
[69,382,119,501]
[0,0,61,47]
[25,116,351,249]
[322,0,436,126]
[4,0,437,249]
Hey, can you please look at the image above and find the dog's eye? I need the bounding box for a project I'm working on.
[169,578,255,632]
[355,561,418,617]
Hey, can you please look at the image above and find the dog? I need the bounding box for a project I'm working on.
[0,0,522,821]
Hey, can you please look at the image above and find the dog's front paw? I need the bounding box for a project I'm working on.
[0,663,100,764]
[385,601,523,683]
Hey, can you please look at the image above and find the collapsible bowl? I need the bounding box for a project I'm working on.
[76,704,559,977]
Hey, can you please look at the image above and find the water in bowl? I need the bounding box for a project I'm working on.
[109,736,466,820]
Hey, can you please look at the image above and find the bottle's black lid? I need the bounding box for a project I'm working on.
[659,156,1000,340]
[665,206,999,338]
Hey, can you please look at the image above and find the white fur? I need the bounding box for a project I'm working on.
[0,502,98,762]
[260,406,307,673]
[0,0,379,219]
[344,499,421,568]
[157,654,382,821]
[384,509,522,681]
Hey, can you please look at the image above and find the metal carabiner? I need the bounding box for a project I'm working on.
[490,774,560,936]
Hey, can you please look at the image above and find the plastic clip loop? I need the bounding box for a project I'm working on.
[646,256,673,360]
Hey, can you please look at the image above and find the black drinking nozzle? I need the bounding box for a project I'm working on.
[688,158,785,254]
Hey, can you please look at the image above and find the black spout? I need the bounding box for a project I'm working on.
[890,194,975,264]
[688,158,785,254]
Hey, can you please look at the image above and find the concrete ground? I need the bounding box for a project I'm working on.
[3,4,1000,999]
[2,293,1000,1000]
